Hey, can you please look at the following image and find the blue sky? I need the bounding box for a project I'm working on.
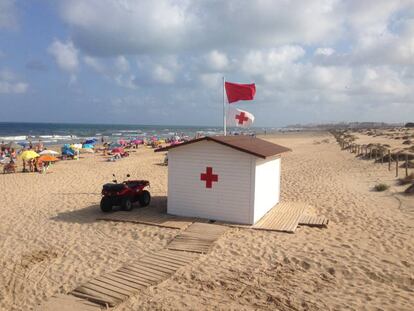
[1,0,414,126]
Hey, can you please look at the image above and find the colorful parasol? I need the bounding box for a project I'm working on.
[39,150,59,155]
[38,155,59,162]
[21,150,39,160]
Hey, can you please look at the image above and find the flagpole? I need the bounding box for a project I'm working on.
[223,76,226,136]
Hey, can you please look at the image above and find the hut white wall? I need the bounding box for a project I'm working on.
[253,157,281,223]
[167,140,255,224]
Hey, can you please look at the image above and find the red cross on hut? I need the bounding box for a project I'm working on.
[156,136,291,225]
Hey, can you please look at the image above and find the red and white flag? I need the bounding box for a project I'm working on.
[226,107,255,127]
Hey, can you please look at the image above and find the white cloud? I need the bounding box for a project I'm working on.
[83,55,105,73]
[48,0,414,124]
[0,0,17,30]
[115,74,138,89]
[59,0,343,56]
[0,69,28,94]
[115,56,130,73]
[48,40,79,73]
[241,45,305,75]
[315,48,335,56]
[205,50,228,71]
[152,65,174,84]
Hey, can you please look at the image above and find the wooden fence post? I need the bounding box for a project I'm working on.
[396,155,399,177]
[388,150,391,171]
[405,154,409,177]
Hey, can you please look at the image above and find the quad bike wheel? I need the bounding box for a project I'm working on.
[121,197,133,211]
[138,190,151,207]
[100,197,113,212]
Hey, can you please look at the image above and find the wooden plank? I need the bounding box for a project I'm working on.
[253,202,306,233]
[86,279,134,297]
[143,253,191,266]
[74,282,127,301]
[166,222,227,253]
[138,257,184,270]
[298,214,329,227]
[122,264,169,278]
[109,269,157,285]
[70,290,118,307]
[153,251,195,264]
[115,269,159,285]
[99,275,146,291]
[71,288,120,307]
[97,210,195,230]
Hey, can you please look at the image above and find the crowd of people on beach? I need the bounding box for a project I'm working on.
[0,134,190,174]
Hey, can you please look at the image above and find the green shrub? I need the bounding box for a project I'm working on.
[374,183,389,192]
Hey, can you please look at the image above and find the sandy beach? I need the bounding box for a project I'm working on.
[1,132,413,311]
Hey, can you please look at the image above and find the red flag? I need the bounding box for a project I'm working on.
[225,81,256,104]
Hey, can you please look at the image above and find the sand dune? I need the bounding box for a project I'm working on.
[0,132,413,310]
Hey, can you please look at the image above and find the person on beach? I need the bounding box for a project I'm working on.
[28,158,34,172]
[22,159,26,172]
[10,148,16,160]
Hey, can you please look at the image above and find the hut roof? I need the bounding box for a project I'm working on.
[155,136,291,159]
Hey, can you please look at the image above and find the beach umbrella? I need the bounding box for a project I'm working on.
[84,139,96,145]
[62,149,74,156]
[111,147,124,154]
[38,155,59,162]
[71,144,82,150]
[21,150,39,160]
[39,150,59,155]
[132,139,142,145]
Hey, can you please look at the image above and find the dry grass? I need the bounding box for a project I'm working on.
[374,183,389,192]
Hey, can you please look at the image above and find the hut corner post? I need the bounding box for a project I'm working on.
[223,76,227,136]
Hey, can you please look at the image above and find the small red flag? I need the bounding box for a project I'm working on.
[225,81,256,104]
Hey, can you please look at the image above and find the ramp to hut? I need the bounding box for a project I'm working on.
[97,208,195,230]
[167,222,228,253]
[253,202,307,233]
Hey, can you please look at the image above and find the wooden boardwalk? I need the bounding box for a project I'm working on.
[167,222,228,253]
[37,223,227,310]
[298,214,329,227]
[97,209,195,230]
[70,249,197,307]
[253,201,307,233]
[97,201,328,233]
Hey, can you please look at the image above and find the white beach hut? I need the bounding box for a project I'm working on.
[156,136,291,225]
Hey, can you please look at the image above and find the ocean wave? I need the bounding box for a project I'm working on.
[39,135,76,140]
[0,135,27,141]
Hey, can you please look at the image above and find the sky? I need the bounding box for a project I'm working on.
[0,0,414,127]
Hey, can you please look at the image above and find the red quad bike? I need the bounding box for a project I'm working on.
[100,174,151,212]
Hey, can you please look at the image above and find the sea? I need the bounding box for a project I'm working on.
[0,122,284,145]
